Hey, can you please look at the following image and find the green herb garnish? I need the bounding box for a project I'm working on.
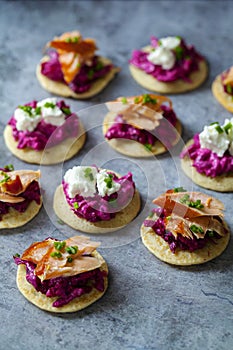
[142,94,157,105]
[87,69,94,79]
[226,84,233,94]
[4,164,14,171]
[54,241,66,251]
[61,107,71,115]
[134,97,140,103]
[223,122,232,134]
[166,216,172,220]
[121,97,128,104]
[14,253,20,258]
[44,102,56,109]
[84,167,94,181]
[73,202,79,209]
[144,143,152,151]
[174,46,184,60]
[179,194,204,209]
[215,125,224,134]
[207,230,215,237]
[190,224,204,234]
[104,174,113,189]
[18,105,33,117]
[0,171,10,184]
[35,106,41,115]
[66,246,78,255]
[210,121,219,126]
[67,257,73,263]
[173,187,187,193]
[95,61,104,71]
[50,251,62,258]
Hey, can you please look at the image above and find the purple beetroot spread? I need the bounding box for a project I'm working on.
[105,105,178,149]
[14,256,106,307]
[180,134,233,177]
[8,100,79,151]
[63,172,135,222]
[0,181,41,221]
[129,36,203,82]
[41,52,112,93]
[144,208,211,253]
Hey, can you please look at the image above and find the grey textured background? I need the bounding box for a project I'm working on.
[0,1,233,349]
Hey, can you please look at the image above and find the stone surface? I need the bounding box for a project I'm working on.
[0,1,233,349]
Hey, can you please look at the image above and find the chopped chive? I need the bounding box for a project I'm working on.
[35,106,41,115]
[95,61,104,71]
[54,241,66,251]
[44,102,56,109]
[121,97,128,104]
[73,202,79,209]
[144,143,152,151]
[104,174,113,189]
[210,121,219,126]
[0,171,10,184]
[174,46,184,60]
[226,84,233,94]
[166,216,172,220]
[50,251,62,258]
[4,164,14,171]
[14,253,20,258]
[215,125,224,134]
[87,69,94,79]
[190,224,204,234]
[223,122,232,134]
[84,168,94,181]
[134,97,140,103]
[67,257,73,263]
[173,187,187,193]
[66,246,78,255]
[207,230,215,237]
[61,107,71,115]
[142,94,157,104]
[179,194,204,209]
[18,105,33,117]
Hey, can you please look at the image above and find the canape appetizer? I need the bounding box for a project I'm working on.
[141,188,230,265]
[212,66,233,113]
[36,31,120,99]
[129,36,208,93]
[14,236,108,312]
[0,165,41,228]
[4,97,86,165]
[103,94,182,157]
[53,165,140,233]
[180,119,233,192]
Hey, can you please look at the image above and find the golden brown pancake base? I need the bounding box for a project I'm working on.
[16,251,108,313]
[141,215,230,266]
[129,46,208,94]
[212,74,233,113]
[36,56,120,99]
[0,199,42,229]
[181,139,233,192]
[53,184,141,233]
[4,122,86,165]
[103,111,182,157]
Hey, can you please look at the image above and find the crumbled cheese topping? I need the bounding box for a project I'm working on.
[64,166,121,198]
[96,169,121,197]
[199,119,233,157]
[14,107,42,132]
[147,36,181,70]
[37,98,65,126]
[64,166,98,198]
[14,97,66,132]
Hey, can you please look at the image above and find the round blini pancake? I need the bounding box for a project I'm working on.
[0,199,42,229]
[212,73,233,113]
[181,139,233,192]
[129,46,208,94]
[103,111,182,157]
[36,56,120,99]
[53,184,141,234]
[16,251,108,313]
[141,215,230,266]
[3,121,86,165]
